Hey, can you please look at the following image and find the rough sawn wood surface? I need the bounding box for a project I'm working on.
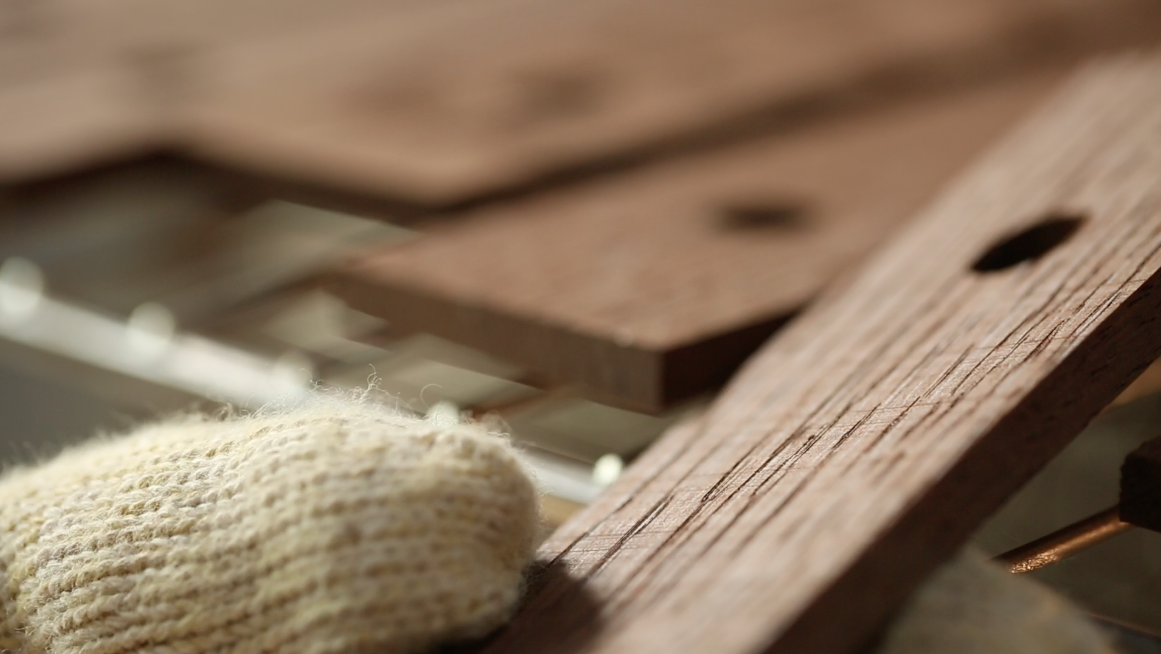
[480,56,1161,654]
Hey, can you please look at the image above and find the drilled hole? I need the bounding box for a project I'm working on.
[719,202,810,232]
[971,213,1085,273]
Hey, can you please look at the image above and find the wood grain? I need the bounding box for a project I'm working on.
[1108,356,1161,408]
[480,56,1161,654]
[334,72,1064,411]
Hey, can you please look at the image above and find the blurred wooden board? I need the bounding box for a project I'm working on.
[0,66,161,181]
[334,71,1064,411]
[4,0,1161,205]
[183,0,1161,205]
[0,0,449,182]
[481,56,1161,654]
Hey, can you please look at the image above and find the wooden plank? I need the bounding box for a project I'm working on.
[182,0,1161,205]
[1121,436,1161,532]
[0,0,429,97]
[1106,356,1161,408]
[4,0,1160,200]
[0,66,161,181]
[0,0,456,182]
[333,72,1065,411]
[478,56,1161,654]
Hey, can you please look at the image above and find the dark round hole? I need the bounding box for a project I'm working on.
[971,213,1085,273]
[719,202,810,231]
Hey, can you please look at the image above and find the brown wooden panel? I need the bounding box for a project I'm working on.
[334,71,1064,411]
[4,0,1160,201]
[0,0,427,89]
[183,0,1161,205]
[1122,436,1161,533]
[478,56,1161,654]
[0,0,453,182]
[0,67,161,181]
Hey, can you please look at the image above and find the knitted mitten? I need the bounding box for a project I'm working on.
[0,399,541,654]
[878,549,1116,654]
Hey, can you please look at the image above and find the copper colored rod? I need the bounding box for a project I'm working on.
[998,506,1131,574]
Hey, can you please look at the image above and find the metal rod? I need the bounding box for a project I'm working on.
[997,506,1132,574]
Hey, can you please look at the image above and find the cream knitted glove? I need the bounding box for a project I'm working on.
[0,396,1120,654]
[0,399,541,654]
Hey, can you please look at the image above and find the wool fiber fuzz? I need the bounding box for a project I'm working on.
[0,399,541,654]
